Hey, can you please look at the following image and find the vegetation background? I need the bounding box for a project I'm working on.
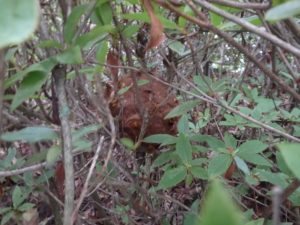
[0,0,300,225]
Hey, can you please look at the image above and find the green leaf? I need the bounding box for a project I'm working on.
[120,137,135,150]
[151,151,174,170]
[235,156,250,175]
[75,25,114,47]
[165,100,200,119]
[208,153,232,177]
[46,146,61,166]
[0,0,39,48]
[168,40,186,56]
[94,2,112,25]
[18,203,35,212]
[237,140,268,156]
[277,143,300,180]
[12,186,24,208]
[1,211,13,225]
[0,207,11,215]
[1,127,58,143]
[245,218,264,225]
[199,179,244,225]
[96,40,109,72]
[64,4,88,44]
[176,133,192,164]
[156,166,187,190]
[241,154,272,167]
[10,70,48,111]
[143,134,177,146]
[224,132,237,149]
[56,46,83,65]
[183,200,200,225]
[265,0,300,21]
[191,166,208,180]
[4,57,57,89]
[72,124,101,140]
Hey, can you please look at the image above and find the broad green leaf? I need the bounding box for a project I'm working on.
[75,25,114,47]
[224,132,237,149]
[176,133,192,164]
[96,40,109,72]
[265,0,300,21]
[120,137,135,150]
[1,211,13,225]
[208,153,232,177]
[10,70,48,111]
[0,208,11,214]
[191,166,208,180]
[4,57,57,89]
[237,140,268,156]
[165,100,200,119]
[38,40,63,49]
[183,200,200,225]
[168,40,186,56]
[151,151,174,169]
[254,169,288,188]
[1,127,58,142]
[56,46,83,64]
[18,203,35,212]
[64,4,88,44]
[199,180,244,225]
[235,156,250,175]
[0,0,39,48]
[12,186,24,208]
[46,146,61,166]
[156,166,187,190]
[143,134,177,146]
[94,2,112,25]
[241,154,272,167]
[277,143,300,180]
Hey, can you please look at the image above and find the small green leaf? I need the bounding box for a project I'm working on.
[208,153,232,177]
[18,203,35,212]
[1,127,58,143]
[237,140,268,156]
[235,156,250,175]
[224,133,237,149]
[143,134,177,146]
[277,143,300,180]
[10,70,48,111]
[176,133,192,164]
[120,137,135,150]
[156,166,187,190]
[64,4,88,44]
[46,146,61,166]
[96,40,109,72]
[191,166,208,180]
[56,46,83,64]
[241,154,272,167]
[12,186,24,208]
[137,79,150,86]
[183,200,200,225]
[168,40,186,56]
[0,0,40,48]
[0,207,11,214]
[1,211,13,225]
[151,151,174,169]
[199,180,244,225]
[165,100,200,119]
[265,0,300,21]
[117,85,132,95]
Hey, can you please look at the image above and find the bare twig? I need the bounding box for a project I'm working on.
[71,136,105,224]
[272,186,283,225]
[207,0,270,10]
[0,162,47,177]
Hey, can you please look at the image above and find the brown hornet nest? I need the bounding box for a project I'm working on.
[106,71,178,148]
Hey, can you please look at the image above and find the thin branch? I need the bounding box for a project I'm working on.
[0,162,47,177]
[207,0,270,10]
[192,0,300,58]
[71,136,105,224]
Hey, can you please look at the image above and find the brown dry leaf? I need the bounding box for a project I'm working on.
[143,0,165,51]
